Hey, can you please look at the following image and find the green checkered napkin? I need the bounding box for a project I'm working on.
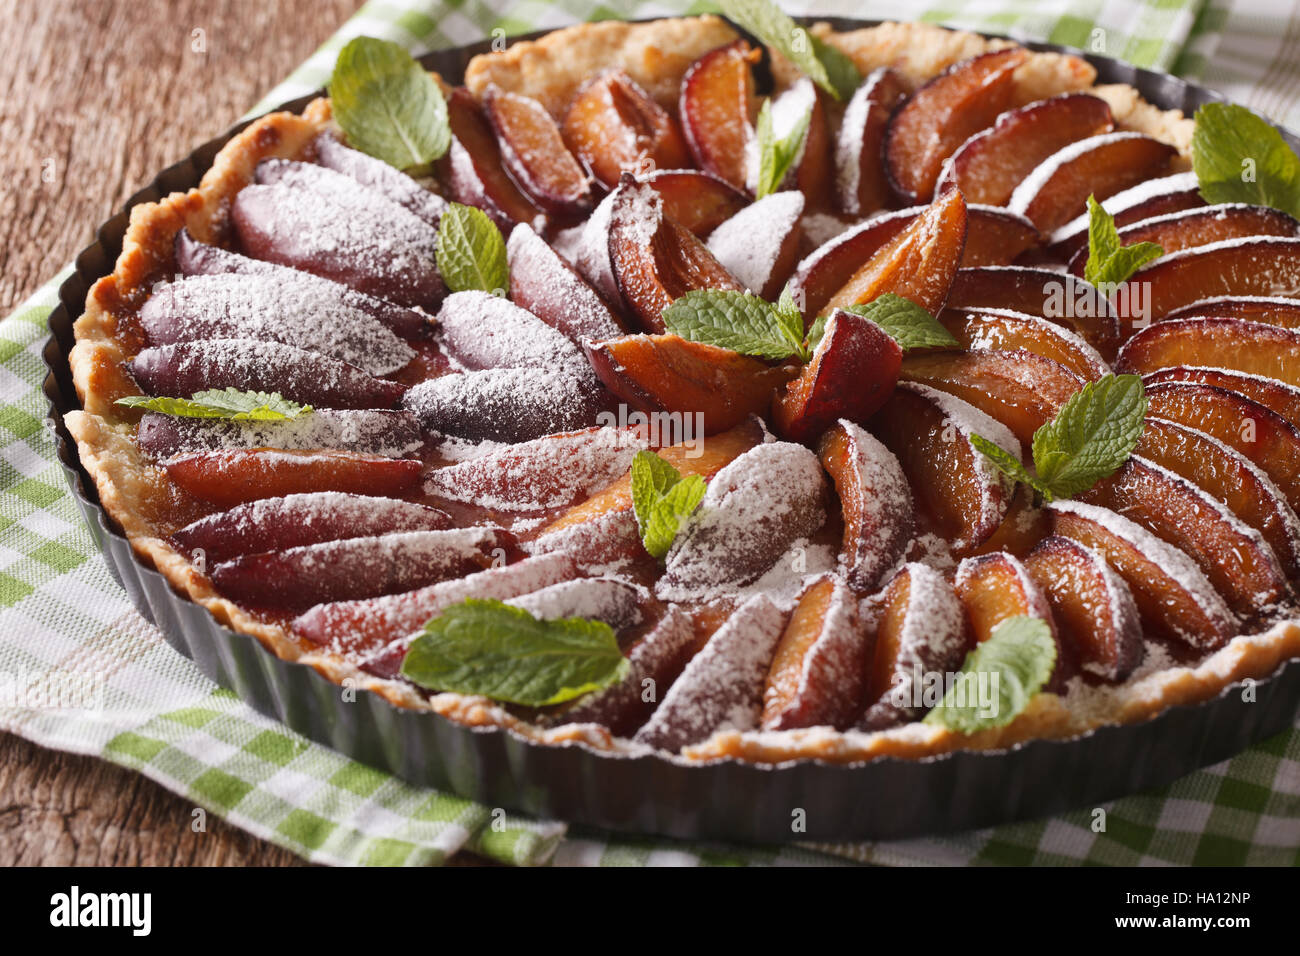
[2,0,1298,866]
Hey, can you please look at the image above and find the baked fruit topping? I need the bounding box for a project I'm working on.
[67,17,1300,766]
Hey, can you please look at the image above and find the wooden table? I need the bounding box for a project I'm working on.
[0,0,490,866]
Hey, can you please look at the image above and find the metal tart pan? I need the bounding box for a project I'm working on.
[41,18,1300,843]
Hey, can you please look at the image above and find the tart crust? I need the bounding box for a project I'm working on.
[65,14,1297,765]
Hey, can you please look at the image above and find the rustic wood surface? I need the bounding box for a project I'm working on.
[0,0,486,866]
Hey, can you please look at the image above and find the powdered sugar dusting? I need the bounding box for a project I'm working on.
[140,274,414,376]
[401,368,600,443]
[832,420,913,592]
[137,409,421,459]
[506,576,643,629]
[706,191,803,296]
[506,223,623,344]
[1048,172,1199,246]
[658,442,828,603]
[424,427,645,511]
[436,290,591,379]
[633,594,786,751]
[1049,499,1236,645]
[313,133,448,226]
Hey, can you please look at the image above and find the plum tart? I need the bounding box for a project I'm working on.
[66,10,1300,766]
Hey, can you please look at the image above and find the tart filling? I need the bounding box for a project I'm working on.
[65,15,1300,765]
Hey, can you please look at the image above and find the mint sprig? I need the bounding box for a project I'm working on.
[923,616,1057,733]
[661,289,805,361]
[717,0,860,100]
[842,294,960,351]
[328,36,450,172]
[116,388,312,421]
[1192,102,1300,220]
[755,98,811,199]
[974,373,1148,503]
[630,450,707,559]
[399,599,628,707]
[1083,195,1163,288]
[436,203,509,294]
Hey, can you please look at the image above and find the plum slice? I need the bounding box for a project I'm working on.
[401,368,603,443]
[127,339,406,411]
[900,348,1085,447]
[1141,381,1300,513]
[955,550,1068,689]
[562,70,690,189]
[1164,295,1300,329]
[705,191,804,299]
[1007,132,1176,233]
[935,93,1115,206]
[658,442,828,603]
[435,290,592,380]
[506,223,625,345]
[679,40,758,191]
[440,86,542,231]
[1136,416,1300,579]
[860,562,970,730]
[585,334,798,436]
[164,449,422,508]
[836,67,909,217]
[641,169,749,238]
[484,83,594,218]
[1024,535,1143,682]
[210,526,510,611]
[546,606,696,737]
[169,492,451,565]
[139,274,414,377]
[1141,366,1300,426]
[821,187,968,318]
[607,178,743,333]
[1046,171,1204,260]
[817,420,913,592]
[233,171,444,310]
[633,595,787,752]
[174,230,425,338]
[293,552,577,666]
[1065,203,1300,277]
[312,133,448,226]
[939,308,1109,380]
[946,265,1120,358]
[1048,500,1236,649]
[870,382,1020,554]
[1117,317,1300,389]
[884,48,1029,204]
[423,426,646,512]
[137,408,422,460]
[762,576,871,731]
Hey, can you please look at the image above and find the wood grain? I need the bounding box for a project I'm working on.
[0,0,431,867]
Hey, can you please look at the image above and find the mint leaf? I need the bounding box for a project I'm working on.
[1083,195,1163,287]
[436,203,509,294]
[1192,102,1300,220]
[400,599,628,707]
[1032,374,1148,500]
[755,98,811,199]
[970,433,1042,494]
[844,293,960,351]
[328,36,450,172]
[661,289,803,360]
[774,283,808,358]
[630,449,681,531]
[717,0,860,100]
[116,388,312,421]
[923,616,1056,733]
[644,475,707,559]
[630,450,706,559]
